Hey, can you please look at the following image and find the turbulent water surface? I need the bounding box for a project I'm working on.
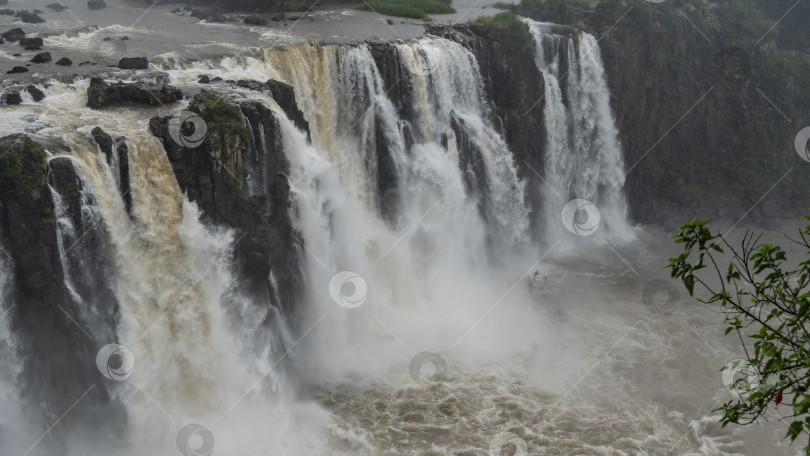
[0,3,801,456]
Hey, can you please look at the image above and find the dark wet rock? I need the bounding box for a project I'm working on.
[86,77,183,109]
[120,36,129,41]
[270,13,284,22]
[46,3,68,11]
[118,56,148,70]
[102,36,112,41]
[212,77,223,82]
[6,66,28,74]
[243,15,266,26]
[2,90,21,105]
[2,28,25,42]
[78,60,93,66]
[172,8,181,14]
[15,11,45,23]
[19,37,42,47]
[26,85,45,101]
[31,52,51,63]
[87,0,107,9]
[55,57,73,66]
[90,127,132,215]
[198,75,210,84]
[0,9,12,16]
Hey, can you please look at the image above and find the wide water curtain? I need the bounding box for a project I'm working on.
[525,19,632,243]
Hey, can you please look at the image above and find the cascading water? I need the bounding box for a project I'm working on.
[525,19,633,244]
[0,20,792,456]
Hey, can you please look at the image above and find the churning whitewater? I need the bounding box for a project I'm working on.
[0,17,796,456]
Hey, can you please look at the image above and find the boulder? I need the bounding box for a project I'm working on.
[19,37,43,47]
[198,75,210,84]
[6,66,29,74]
[86,77,183,109]
[2,90,21,105]
[31,52,51,64]
[46,3,68,11]
[55,57,73,66]
[2,28,25,42]
[26,85,45,101]
[87,0,106,9]
[15,11,45,23]
[118,57,148,70]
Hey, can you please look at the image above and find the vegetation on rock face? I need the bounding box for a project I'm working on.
[360,0,455,20]
[669,218,810,452]
[508,0,810,227]
[472,12,534,65]
[188,90,249,155]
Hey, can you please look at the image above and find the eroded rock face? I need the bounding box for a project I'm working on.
[90,127,133,215]
[149,91,304,317]
[86,77,183,109]
[236,79,310,138]
[0,135,116,449]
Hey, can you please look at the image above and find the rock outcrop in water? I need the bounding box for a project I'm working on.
[86,77,183,108]
[149,90,304,316]
[0,135,113,446]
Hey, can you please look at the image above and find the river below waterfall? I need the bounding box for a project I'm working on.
[0,2,803,456]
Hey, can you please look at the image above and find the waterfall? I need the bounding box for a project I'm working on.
[525,19,633,243]
[2,27,635,455]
